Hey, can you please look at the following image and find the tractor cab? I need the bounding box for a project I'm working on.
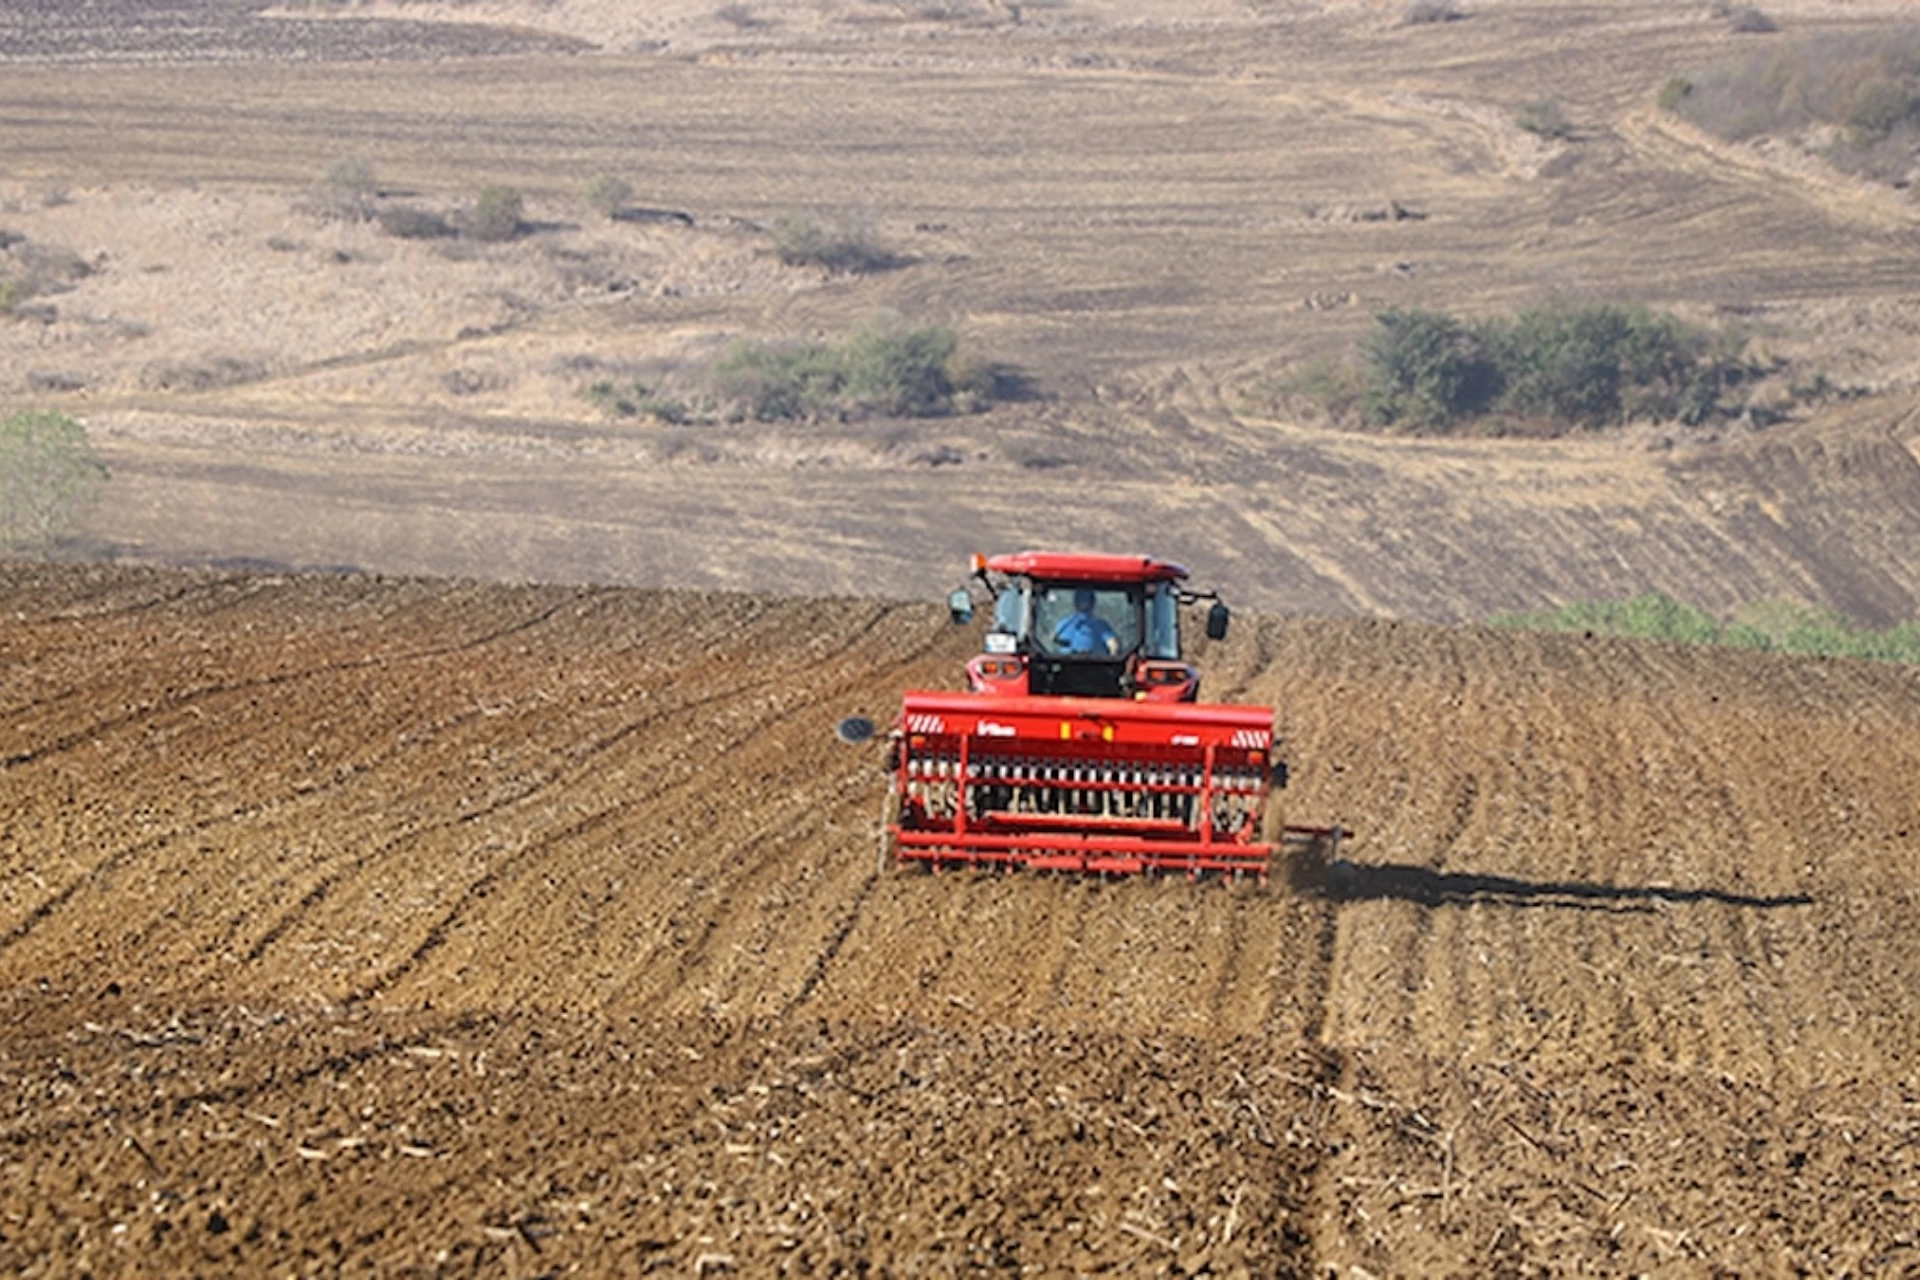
[949,551,1229,703]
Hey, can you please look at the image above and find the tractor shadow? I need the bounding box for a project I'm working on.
[1284,844,1812,915]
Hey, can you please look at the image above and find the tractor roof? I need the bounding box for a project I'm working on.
[985,551,1190,584]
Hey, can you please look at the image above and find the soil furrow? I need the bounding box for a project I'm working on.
[4,563,1918,1275]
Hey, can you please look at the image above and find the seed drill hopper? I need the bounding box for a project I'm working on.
[846,552,1339,882]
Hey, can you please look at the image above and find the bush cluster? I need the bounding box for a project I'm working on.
[712,322,985,421]
[1403,0,1463,23]
[376,205,455,239]
[1723,7,1777,35]
[317,160,524,243]
[1353,302,1754,433]
[1515,97,1574,141]
[2,235,93,318]
[584,378,689,424]
[769,214,898,274]
[1661,26,1920,179]
[1492,592,1920,663]
[298,155,381,223]
[584,174,633,220]
[325,156,377,198]
[714,3,764,29]
[468,186,525,242]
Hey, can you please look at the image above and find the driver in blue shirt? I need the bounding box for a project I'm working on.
[1053,588,1119,655]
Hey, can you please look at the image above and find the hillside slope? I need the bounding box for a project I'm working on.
[3,563,1917,1274]
[9,3,1920,624]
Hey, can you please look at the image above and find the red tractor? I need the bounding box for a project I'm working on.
[844,551,1338,882]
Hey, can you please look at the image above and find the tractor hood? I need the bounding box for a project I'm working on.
[901,691,1272,752]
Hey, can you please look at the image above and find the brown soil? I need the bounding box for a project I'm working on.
[3,561,1917,1275]
[5,7,1920,1269]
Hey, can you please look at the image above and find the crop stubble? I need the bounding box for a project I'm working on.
[3,563,1917,1274]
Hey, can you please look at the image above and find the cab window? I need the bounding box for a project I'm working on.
[1146,582,1180,659]
[992,586,1025,635]
[1033,583,1142,657]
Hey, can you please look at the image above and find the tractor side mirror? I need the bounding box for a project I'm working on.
[948,589,974,624]
[1205,602,1230,641]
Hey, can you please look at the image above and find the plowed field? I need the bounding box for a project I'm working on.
[4,562,1917,1275]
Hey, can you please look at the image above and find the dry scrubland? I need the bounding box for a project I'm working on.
[3,0,1920,618]
[4,0,1920,1275]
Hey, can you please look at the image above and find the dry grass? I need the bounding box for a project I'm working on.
[1665,24,1920,183]
[2,1,1920,624]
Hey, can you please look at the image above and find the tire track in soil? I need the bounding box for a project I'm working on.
[7,566,1920,1275]
[1205,899,1249,1029]
[3,587,868,990]
[0,594,580,772]
[2,689,505,968]
[0,570,223,632]
[1275,622,1920,1274]
[782,862,884,1016]
[0,597,587,965]
[551,609,963,1017]
[242,646,843,990]
[338,604,960,1012]
[1168,613,1350,1251]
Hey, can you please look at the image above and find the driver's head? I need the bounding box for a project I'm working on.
[1073,588,1096,614]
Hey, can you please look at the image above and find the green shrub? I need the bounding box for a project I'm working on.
[306,156,379,222]
[469,186,525,242]
[1725,599,1920,661]
[1262,355,1369,425]
[945,353,1004,414]
[844,323,958,416]
[585,173,633,220]
[770,214,897,274]
[325,156,377,195]
[710,322,973,420]
[1664,26,1920,161]
[0,410,108,555]
[713,340,844,421]
[138,357,268,393]
[0,278,27,316]
[1516,97,1574,140]
[1360,308,1499,430]
[1725,6,1777,35]
[584,378,690,423]
[641,396,691,425]
[377,205,455,239]
[1403,0,1463,24]
[585,379,632,415]
[1490,303,1737,428]
[1348,302,1752,434]
[25,370,85,393]
[1845,78,1918,139]
[14,241,91,284]
[1784,370,1865,405]
[1493,593,1723,645]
